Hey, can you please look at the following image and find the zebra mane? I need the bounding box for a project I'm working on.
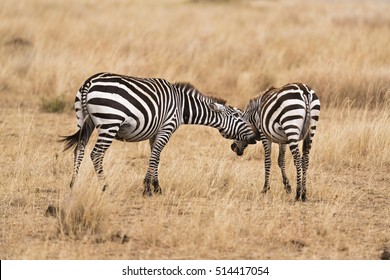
[174,82,227,105]
[246,95,261,112]
[246,86,277,111]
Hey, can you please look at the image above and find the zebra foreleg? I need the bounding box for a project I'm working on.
[261,138,272,194]
[143,177,153,197]
[278,144,292,194]
[142,168,161,197]
[143,160,160,197]
[143,131,172,196]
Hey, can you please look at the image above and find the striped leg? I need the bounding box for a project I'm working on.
[301,125,316,201]
[288,140,303,201]
[90,126,119,191]
[70,143,86,189]
[261,136,272,194]
[301,136,311,202]
[143,129,174,196]
[278,144,292,194]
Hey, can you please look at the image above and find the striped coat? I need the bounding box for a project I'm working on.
[62,72,258,196]
[231,83,320,201]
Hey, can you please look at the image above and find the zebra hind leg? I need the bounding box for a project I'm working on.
[289,144,303,201]
[292,147,302,200]
[261,138,272,194]
[278,144,291,194]
[301,134,312,202]
[61,115,95,189]
[70,142,86,188]
[90,127,119,191]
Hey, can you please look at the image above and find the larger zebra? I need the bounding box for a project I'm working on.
[62,72,258,196]
[231,83,320,201]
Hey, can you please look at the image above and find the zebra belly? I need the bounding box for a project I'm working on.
[116,117,155,142]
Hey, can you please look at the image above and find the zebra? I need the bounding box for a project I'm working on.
[231,83,320,201]
[61,72,258,196]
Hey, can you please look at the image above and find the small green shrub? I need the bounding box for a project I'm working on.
[40,96,67,113]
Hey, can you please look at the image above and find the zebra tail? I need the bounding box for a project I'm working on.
[60,115,95,151]
[60,77,96,151]
[80,80,91,117]
[301,93,311,141]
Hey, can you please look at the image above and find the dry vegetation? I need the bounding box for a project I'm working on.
[1,0,389,259]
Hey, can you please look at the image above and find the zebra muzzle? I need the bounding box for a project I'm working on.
[231,143,243,156]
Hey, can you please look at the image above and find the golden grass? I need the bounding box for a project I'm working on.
[1,0,389,259]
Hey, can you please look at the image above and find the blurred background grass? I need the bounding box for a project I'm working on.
[1,0,389,110]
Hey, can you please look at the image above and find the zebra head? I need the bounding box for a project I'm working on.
[230,112,259,155]
[231,140,249,156]
[229,101,259,156]
[208,103,259,144]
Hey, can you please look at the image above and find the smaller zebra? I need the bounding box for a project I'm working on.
[231,83,320,201]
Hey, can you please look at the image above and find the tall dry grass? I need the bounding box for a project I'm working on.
[1,0,389,259]
[1,0,390,108]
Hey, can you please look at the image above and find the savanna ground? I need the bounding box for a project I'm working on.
[0,0,389,260]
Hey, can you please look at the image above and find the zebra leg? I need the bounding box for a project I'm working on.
[301,131,313,202]
[288,141,303,201]
[143,129,173,196]
[69,142,86,189]
[90,126,119,191]
[143,135,160,196]
[278,144,291,194]
[148,135,157,151]
[261,138,272,194]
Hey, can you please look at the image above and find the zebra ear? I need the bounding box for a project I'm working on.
[208,102,225,113]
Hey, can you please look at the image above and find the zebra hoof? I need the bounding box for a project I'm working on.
[102,185,108,192]
[295,193,307,202]
[152,180,162,195]
[142,189,153,197]
[285,184,292,194]
[45,205,58,217]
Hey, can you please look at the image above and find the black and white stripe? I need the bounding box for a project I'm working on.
[231,83,320,201]
[62,72,257,196]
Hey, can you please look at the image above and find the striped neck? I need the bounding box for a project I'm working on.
[244,97,261,125]
[174,82,226,126]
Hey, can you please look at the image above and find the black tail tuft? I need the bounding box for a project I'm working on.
[60,130,81,151]
[59,116,95,151]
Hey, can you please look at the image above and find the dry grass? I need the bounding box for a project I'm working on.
[0,0,389,259]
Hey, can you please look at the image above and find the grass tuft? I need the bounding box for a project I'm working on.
[40,96,67,113]
[56,188,110,239]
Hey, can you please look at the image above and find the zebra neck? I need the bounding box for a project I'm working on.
[244,106,259,126]
[175,82,223,127]
[181,97,218,126]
